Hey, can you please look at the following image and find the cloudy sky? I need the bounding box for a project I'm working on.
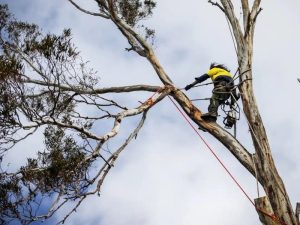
[2,0,300,224]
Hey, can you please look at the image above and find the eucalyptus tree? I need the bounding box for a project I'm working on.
[0,1,298,224]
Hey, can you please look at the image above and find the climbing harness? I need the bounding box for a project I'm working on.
[222,101,238,128]
[187,67,252,136]
[189,77,241,134]
[222,86,241,137]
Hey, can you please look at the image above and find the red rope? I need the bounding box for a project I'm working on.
[167,95,287,225]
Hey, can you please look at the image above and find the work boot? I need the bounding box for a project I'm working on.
[201,112,217,121]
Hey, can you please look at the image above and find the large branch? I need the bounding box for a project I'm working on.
[248,0,262,38]
[35,86,170,144]
[98,86,171,143]
[107,0,173,85]
[220,1,299,223]
[55,88,171,224]
[219,0,245,54]
[171,89,256,177]
[23,78,160,94]
[107,0,151,52]
[79,0,256,184]
[27,111,149,224]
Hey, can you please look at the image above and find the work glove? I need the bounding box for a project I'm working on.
[184,84,193,91]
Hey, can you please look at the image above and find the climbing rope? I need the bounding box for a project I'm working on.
[167,95,287,225]
[143,84,287,224]
[238,94,289,202]
[179,4,289,223]
[168,95,254,203]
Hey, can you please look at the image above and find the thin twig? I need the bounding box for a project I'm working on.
[253,7,263,23]
[67,0,110,18]
[208,0,225,13]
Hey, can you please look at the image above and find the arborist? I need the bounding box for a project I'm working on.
[184,63,239,124]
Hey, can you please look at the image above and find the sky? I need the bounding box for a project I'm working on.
[2,0,300,225]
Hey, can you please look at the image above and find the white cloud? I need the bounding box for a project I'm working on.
[2,0,300,224]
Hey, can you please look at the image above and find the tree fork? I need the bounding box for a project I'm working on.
[239,57,299,225]
[216,0,299,223]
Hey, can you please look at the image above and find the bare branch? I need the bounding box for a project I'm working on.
[250,0,262,25]
[252,7,262,23]
[94,0,109,10]
[34,86,170,157]
[56,111,148,224]
[67,0,110,19]
[208,0,225,13]
[251,0,261,15]
[220,0,245,52]
[57,196,86,225]
[106,0,173,85]
[241,0,250,31]
[97,86,171,143]
[171,89,255,176]
[39,117,102,140]
[95,111,148,191]
[23,78,160,94]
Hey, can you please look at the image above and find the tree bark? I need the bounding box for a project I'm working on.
[255,196,278,225]
[214,1,299,224]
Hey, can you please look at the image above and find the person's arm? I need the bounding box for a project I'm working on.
[185,74,209,90]
[195,73,209,83]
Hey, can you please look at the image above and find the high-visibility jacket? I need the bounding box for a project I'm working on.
[207,67,232,81]
[195,67,233,83]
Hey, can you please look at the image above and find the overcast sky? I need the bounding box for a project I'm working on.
[2,0,300,225]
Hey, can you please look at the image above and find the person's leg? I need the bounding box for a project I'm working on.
[208,82,229,115]
[201,91,220,121]
[207,93,219,117]
[202,81,232,121]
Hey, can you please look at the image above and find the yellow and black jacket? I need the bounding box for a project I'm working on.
[195,67,233,83]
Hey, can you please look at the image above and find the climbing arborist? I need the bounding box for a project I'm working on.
[185,63,238,121]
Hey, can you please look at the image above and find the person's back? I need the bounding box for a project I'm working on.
[184,63,234,120]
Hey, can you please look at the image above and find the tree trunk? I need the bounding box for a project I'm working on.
[255,196,278,225]
[239,52,298,225]
[209,1,299,224]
